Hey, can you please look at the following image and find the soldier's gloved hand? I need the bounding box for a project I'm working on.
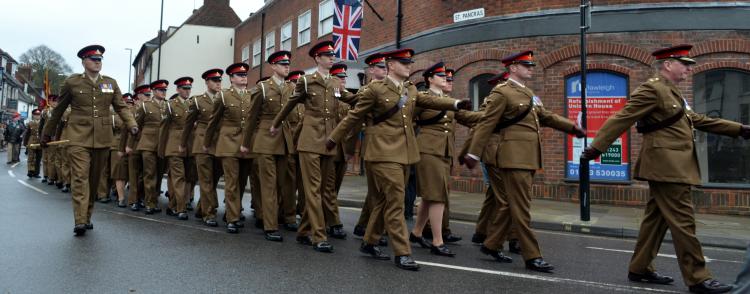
[456,99,472,110]
[572,125,587,138]
[130,127,139,135]
[325,139,336,151]
[40,135,51,148]
[580,147,602,161]
[125,147,132,155]
[269,126,279,136]
[240,146,249,154]
[741,125,750,139]
[463,155,478,169]
[202,146,209,153]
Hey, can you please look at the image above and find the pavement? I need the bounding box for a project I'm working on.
[1,154,747,293]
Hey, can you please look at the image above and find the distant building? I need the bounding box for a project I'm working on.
[0,49,39,122]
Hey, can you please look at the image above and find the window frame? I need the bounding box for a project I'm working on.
[265,31,276,61]
[318,0,334,37]
[298,10,312,47]
[281,21,293,51]
[252,38,262,67]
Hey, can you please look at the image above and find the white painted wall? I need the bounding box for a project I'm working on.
[147,24,234,95]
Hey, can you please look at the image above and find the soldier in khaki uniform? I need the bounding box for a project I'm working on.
[241,51,296,241]
[283,70,308,234]
[582,45,749,294]
[159,77,194,220]
[55,107,73,193]
[464,51,585,272]
[326,63,354,240]
[130,80,168,214]
[41,45,137,236]
[183,69,224,227]
[41,95,59,185]
[23,109,43,178]
[110,94,134,208]
[270,41,357,252]
[125,86,149,210]
[204,63,253,234]
[328,48,470,270]
[409,62,482,257]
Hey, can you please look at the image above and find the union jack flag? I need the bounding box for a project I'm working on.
[333,0,363,61]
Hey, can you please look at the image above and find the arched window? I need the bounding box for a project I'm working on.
[469,74,495,111]
[693,69,750,186]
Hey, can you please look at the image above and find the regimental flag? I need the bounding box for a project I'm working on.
[333,0,363,61]
[43,69,50,109]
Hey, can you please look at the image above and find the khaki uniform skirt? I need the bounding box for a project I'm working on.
[110,150,129,180]
[415,153,451,203]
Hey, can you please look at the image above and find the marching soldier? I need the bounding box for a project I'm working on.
[409,62,481,257]
[40,44,137,236]
[23,109,43,178]
[159,77,194,220]
[111,94,134,208]
[241,50,296,241]
[183,69,224,227]
[270,41,357,252]
[204,62,253,234]
[327,48,471,270]
[283,70,308,237]
[327,63,352,239]
[463,51,586,272]
[55,107,72,193]
[125,85,149,211]
[581,45,750,294]
[132,80,168,215]
[41,95,59,185]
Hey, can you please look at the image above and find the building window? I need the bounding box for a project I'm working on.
[298,10,311,47]
[693,69,750,186]
[281,21,293,51]
[469,74,494,111]
[252,39,262,67]
[241,44,250,63]
[318,0,334,37]
[265,32,276,59]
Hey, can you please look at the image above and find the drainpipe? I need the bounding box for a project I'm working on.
[259,12,266,80]
[396,0,403,49]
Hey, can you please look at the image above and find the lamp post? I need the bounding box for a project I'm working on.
[125,48,133,93]
[579,0,592,221]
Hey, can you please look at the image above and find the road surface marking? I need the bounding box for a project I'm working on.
[418,261,679,293]
[8,170,15,178]
[103,209,223,234]
[586,247,742,264]
[11,162,20,168]
[17,179,48,195]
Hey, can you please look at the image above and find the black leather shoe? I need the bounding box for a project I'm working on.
[265,231,283,242]
[165,208,177,216]
[235,221,245,228]
[137,201,145,209]
[47,180,56,186]
[628,271,674,285]
[73,224,86,236]
[443,232,462,243]
[480,246,513,263]
[144,207,157,215]
[254,219,263,229]
[282,222,298,232]
[378,236,388,247]
[41,177,48,183]
[226,222,239,234]
[85,223,94,230]
[177,212,188,220]
[56,182,64,189]
[130,204,140,211]
[508,239,522,254]
[395,255,420,271]
[33,174,41,179]
[409,233,432,249]
[525,258,554,273]
[205,219,218,227]
[353,225,366,237]
[27,172,33,179]
[152,207,162,213]
[359,243,390,260]
[471,233,486,244]
[327,225,347,239]
[98,197,111,204]
[61,186,70,193]
[296,236,313,246]
[186,203,193,211]
[313,241,334,253]
[688,279,732,294]
[239,214,246,221]
[194,211,203,219]
[117,200,127,208]
[431,244,456,257]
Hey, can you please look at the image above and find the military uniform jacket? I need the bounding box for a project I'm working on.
[158,97,190,158]
[119,107,140,152]
[329,78,459,165]
[41,74,136,148]
[591,75,741,185]
[204,88,253,158]
[272,72,357,156]
[56,108,72,142]
[415,90,482,158]
[23,120,41,149]
[110,113,124,150]
[182,93,218,155]
[468,80,576,170]
[242,78,296,155]
[458,94,497,158]
[131,100,164,152]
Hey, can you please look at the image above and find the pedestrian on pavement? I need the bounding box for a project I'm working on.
[6,112,25,164]
[581,44,750,294]
[40,44,138,236]
[463,50,586,273]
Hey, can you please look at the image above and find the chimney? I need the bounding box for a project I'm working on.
[204,0,230,7]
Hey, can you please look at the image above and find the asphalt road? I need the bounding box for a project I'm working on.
[0,158,745,294]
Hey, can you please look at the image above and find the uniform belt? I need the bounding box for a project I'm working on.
[71,110,109,118]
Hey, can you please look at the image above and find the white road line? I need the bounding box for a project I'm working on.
[11,162,19,168]
[586,247,742,264]
[102,209,223,234]
[8,170,15,178]
[17,179,48,195]
[418,261,679,293]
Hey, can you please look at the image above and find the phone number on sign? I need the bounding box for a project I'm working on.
[568,169,627,178]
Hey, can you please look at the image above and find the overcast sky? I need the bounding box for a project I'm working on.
[1,0,264,92]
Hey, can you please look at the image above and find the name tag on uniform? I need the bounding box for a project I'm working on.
[100,83,114,93]
[532,96,543,107]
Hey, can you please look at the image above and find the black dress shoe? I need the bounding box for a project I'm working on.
[27,172,33,178]
[186,203,193,211]
[409,233,432,249]
[85,223,94,230]
[254,219,264,229]
[56,182,64,189]
[61,186,70,193]
[152,207,162,213]
[194,211,203,219]
[205,219,218,227]
[226,222,239,234]
[327,225,347,239]
[282,223,298,232]
[47,180,56,186]
[130,204,140,211]
[378,236,388,247]
[239,214,246,221]
[353,225,366,237]
[628,271,674,285]
[177,212,188,220]
[73,224,86,236]
[431,244,456,257]
[480,246,513,263]
[98,198,111,203]
[117,200,127,208]
[235,221,245,228]
[33,174,41,179]
[443,232,462,243]
[688,279,732,294]
[525,258,554,273]
[360,243,390,260]
[395,255,420,271]
[41,177,48,183]
[137,201,145,209]
[165,209,178,216]
[296,236,313,246]
[265,231,283,242]
[471,233,486,244]
[508,239,522,254]
[313,241,334,253]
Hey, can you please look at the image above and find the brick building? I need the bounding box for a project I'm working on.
[234,0,750,215]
